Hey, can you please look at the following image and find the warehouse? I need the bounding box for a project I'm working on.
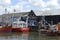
[34,9,60,25]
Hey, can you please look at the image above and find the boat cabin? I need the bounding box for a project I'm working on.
[12,21,27,28]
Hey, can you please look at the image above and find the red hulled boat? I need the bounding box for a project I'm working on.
[12,20,30,32]
[0,24,12,32]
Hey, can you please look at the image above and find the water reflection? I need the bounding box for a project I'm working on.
[0,32,59,40]
[0,32,29,40]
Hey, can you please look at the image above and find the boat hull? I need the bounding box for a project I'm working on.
[20,27,30,33]
[12,27,30,32]
[47,32,58,36]
[12,28,21,32]
[0,28,12,32]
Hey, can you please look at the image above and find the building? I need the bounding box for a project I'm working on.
[0,10,38,26]
[0,10,39,31]
[1,9,60,31]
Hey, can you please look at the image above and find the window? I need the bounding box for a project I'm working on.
[20,17,26,22]
[18,23,22,27]
[29,20,36,26]
[13,18,17,22]
[13,23,17,28]
[23,23,26,28]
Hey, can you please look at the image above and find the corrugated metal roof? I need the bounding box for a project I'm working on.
[33,9,60,16]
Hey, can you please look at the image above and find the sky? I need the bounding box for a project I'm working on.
[0,0,60,15]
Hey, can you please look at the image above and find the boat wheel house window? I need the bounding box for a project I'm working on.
[20,16,27,22]
[13,23,17,28]
[18,23,22,27]
[23,23,26,28]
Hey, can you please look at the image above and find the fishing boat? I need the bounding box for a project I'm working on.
[39,16,58,36]
[12,19,30,32]
[46,25,58,36]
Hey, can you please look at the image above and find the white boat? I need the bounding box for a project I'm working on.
[12,18,30,32]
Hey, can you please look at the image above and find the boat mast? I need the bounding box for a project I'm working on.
[12,9,16,25]
[26,15,29,28]
[41,15,46,28]
[5,8,7,23]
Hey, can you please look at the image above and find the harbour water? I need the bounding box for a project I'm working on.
[0,32,59,40]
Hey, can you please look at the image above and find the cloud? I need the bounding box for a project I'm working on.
[42,8,51,11]
[28,0,59,8]
[47,0,59,7]
[0,6,4,11]
[0,0,60,15]
[5,0,11,4]
[12,1,30,12]
[0,0,11,6]
[28,0,47,7]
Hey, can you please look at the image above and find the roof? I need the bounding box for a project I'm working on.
[1,11,30,18]
[33,9,60,16]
